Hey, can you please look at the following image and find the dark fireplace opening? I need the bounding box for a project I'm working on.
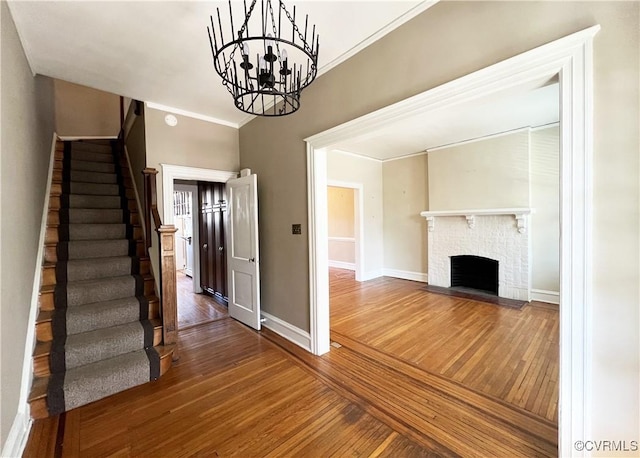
[450,255,499,295]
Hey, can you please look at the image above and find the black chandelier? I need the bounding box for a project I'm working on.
[207,0,320,117]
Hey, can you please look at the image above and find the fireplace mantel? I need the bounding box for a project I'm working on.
[420,208,533,233]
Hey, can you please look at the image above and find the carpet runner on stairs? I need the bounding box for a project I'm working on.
[47,140,159,415]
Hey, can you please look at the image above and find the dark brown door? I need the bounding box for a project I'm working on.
[198,181,227,300]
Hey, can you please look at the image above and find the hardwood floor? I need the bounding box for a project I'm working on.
[23,271,558,457]
[329,268,559,423]
[24,319,434,457]
[177,270,228,329]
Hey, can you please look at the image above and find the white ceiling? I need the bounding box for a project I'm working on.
[331,81,560,161]
[7,0,429,127]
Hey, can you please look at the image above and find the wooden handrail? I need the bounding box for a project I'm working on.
[142,168,178,360]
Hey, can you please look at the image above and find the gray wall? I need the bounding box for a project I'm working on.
[0,2,55,448]
[240,1,639,441]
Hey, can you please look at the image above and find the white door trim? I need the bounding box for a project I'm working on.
[327,180,364,282]
[305,25,599,457]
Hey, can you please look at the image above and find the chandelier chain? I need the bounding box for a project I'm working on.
[267,1,281,60]
[280,3,314,55]
[221,0,259,79]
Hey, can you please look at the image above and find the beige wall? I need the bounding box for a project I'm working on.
[54,79,120,137]
[327,186,355,264]
[328,151,383,281]
[382,155,429,274]
[240,1,639,442]
[428,130,530,210]
[530,126,560,292]
[0,2,56,448]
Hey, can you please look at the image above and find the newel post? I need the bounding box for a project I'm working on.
[158,225,179,360]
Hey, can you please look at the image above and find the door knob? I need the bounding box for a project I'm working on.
[203,243,208,251]
[249,257,255,262]
[218,246,224,252]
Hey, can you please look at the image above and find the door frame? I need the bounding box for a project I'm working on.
[161,164,238,294]
[305,26,599,456]
[327,180,364,282]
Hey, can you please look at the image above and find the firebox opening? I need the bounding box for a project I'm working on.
[450,255,499,296]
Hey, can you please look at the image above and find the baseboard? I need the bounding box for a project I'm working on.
[361,269,384,281]
[1,410,31,458]
[261,312,311,352]
[383,268,428,283]
[328,260,355,271]
[531,289,560,305]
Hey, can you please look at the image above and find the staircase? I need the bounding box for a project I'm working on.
[29,139,174,418]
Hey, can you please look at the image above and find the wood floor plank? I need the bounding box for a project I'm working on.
[177,270,228,329]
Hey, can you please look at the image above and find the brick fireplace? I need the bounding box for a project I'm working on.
[420,209,532,301]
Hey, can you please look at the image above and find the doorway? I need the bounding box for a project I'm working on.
[172,179,229,329]
[327,181,364,281]
[306,26,598,455]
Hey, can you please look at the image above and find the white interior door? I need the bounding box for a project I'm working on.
[226,173,261,330]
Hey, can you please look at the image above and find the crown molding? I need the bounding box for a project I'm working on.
[145,102,240,129]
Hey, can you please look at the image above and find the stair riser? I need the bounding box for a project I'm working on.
[44,240,145,263]
[70,160,116,174]
[66,209,124,224]
[71,143,113,154]
[50,183,62,197]
[41,258,150,287]
[33,327,162,377]
[64,277,155,307]
[69,171,118,184]
[70,151,113,163]
[39,291,55,312]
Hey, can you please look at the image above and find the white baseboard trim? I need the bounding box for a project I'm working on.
[531,289,560,305]
[1,410,31,458]
[328,260,355,271]
[261,312,311,352]
[361,269,384,281]
[383,268,428,283]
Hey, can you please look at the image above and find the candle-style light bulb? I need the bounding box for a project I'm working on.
[266,33,275,49]
[259,56,266,72]
[241,42,250,57]
[281,48,288,64]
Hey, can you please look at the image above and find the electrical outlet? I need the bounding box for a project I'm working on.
[292,224,302,235]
